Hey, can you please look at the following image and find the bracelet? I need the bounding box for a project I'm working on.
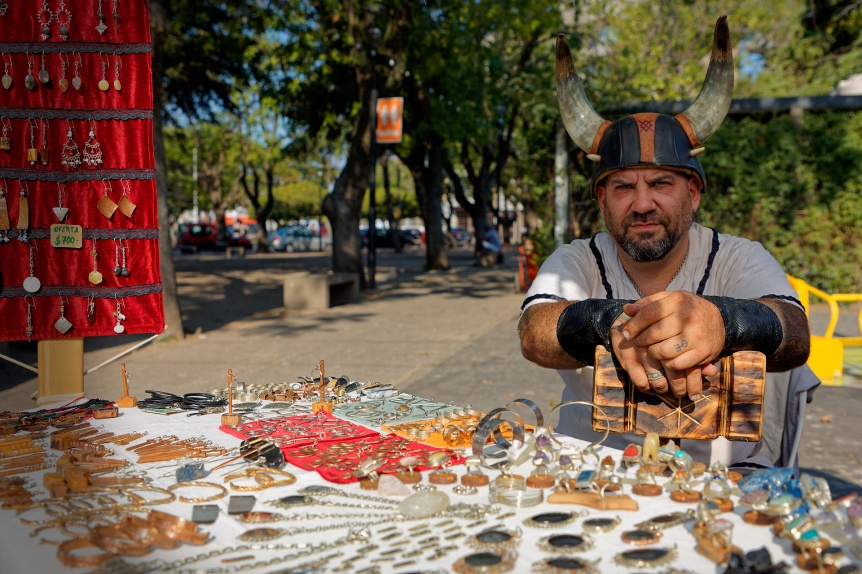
[556,299,632,365]
[57,537,115,568]
[701,296,783,356]
[168,481,228,503]
[89,525,152,556]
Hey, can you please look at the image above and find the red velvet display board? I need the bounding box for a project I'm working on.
[0,0,164,342]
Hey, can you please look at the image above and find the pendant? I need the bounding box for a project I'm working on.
[1,73,11,90]
[72,76,82,91]
[23,276,41,293]
[113,79,122,91]
[118,196,136,218]
[467,529,520,552]
[97,196,118,219]
[530,557,600,574]
[54,316,73,334]
[38,69,50,85]
[27,148,39,164]
[114,323,125,334]
[613,547,678,569]
[40,148,49,165]
[88,271,103,285]
[237,527,285,543]
[0,136,10,151]
[87,301,96,324]
[620,529,662,545]
[98,79,110,91]
[523,512,580,529]
[453,551,516,574]
[537,533,594,554]
[25,74,36,91]
[53,208,69,222]
[635,509,695,531]
[582,517,621,533]
[59,78,69,92]
[96,22,108,34]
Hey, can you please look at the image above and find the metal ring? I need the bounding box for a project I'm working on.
[646,370,665,382]
[504,398,545,429]
[548,400,610,452]
[477,407,525,450]
[471,417,525,469]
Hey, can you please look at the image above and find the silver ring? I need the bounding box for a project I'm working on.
[646,370,665,382]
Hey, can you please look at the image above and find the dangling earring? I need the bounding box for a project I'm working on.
[96,0,107,34]
[83,120,103,166]
[56,0,72,40]
[118,180,136,217]
[53,182,68,222]
[72,51,83,91]
[120,238,130,277]
[87,295,96,324]
[40,118,49,165]
[38,0,54,41]
[0,117,11,151]
[24,52,36,91]
[2,52,13,90]
[113,298,126,334]
[98,52,109,92]
[54,294,73,334]
[59,53,70,92]
[0,179,9,243]
[16,180,30,242]
[38,51,50,85]
[27,118,39,164]
[23,240,41,293]
[61,119,81,168]
[113,54,122,91]
[89,239,103,285]
[97,179,118,219]
[25,296,37,342]
[113,238,122,276]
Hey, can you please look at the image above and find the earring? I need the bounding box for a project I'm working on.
[87,296,96,324]
[113,0,120,25]
[0,180,9,243]
[38,0,53,40]
[23,240,41,293]
[61,120,81,168]
[113,238,122,276]
[25,296,37,342]
[98,53,109,91]
[96,0,107,34]
[40,118,49,165]
[24,52,36,91]
[97,180,117,219]
[56,0,72,40]
[54,295,73,334]
[118,180,136,217]
[113,298,126,334]
[83,121,103,166]
[120,238,130,277]
[2,52,12,90]
[16,180,29,242]
[113,55,122,91]
[0,117,10,151]
[38,51,50,85]
[27,118,38,164]
[88,239,103,285]
[72,52,82,91]
[53,182,68,222]
[59,53,70,92]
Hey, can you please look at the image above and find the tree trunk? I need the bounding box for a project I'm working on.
[407,140,448,270]
[382,153,403,253]
[150,0,184,339]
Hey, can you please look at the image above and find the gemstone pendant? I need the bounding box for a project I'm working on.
[88,271,103,285]
[1,74,11,90]
[98,79,110,91]
[72,76,82,91]
[24,74,36,91]
[54,316,73,334]
[23,276,41,293]
[113,79,122,91]
[53,207,69,221]
[96,22,107,34]
[59,78,69,92]
[114,324,125,334]
[38,69,50,85]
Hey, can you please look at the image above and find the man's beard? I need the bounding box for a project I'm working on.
[604,201,692,262]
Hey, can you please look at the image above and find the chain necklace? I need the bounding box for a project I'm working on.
[624,250,688,299]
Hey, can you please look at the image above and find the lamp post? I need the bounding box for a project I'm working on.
[367,24,381,289]
[317,169,324,251]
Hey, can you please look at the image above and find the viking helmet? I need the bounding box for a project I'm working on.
[556,16,734,196]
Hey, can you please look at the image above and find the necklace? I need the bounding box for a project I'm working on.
[624,250,688,299]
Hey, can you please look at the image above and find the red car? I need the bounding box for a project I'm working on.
[176,223,252,253]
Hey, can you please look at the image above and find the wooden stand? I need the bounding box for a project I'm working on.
[37,338,84,405]
[548,489,639,511]
[116,363,137,408]
[221,369,243,427]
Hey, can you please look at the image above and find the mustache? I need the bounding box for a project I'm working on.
[624,212,668,227]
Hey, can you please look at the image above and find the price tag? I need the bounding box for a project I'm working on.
[50,224,83,249]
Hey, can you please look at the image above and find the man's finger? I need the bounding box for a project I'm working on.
[643,358,669,394]
[685,367,704,399]
[665,365,687,397]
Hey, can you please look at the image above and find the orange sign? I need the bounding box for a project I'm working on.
[376,97,404,144]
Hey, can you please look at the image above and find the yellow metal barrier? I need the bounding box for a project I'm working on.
[786,275,862,382]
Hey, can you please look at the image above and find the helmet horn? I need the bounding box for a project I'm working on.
[677,16,734,146]
[556,34,607,154]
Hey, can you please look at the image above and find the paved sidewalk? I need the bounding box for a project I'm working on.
[1,246,860,497]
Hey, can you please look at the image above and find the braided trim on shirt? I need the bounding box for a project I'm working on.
[520,293,567,310]
[696,227,720,296]
[589,235,614,299]
[761,294,804,309]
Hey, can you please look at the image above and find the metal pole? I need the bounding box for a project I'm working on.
[192,146,199,221]
[318,169,324,251]
[367,27,381,289]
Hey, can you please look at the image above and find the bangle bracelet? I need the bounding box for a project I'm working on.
[168,481,228,503]
[89,525,152,556]
[57,537,115,568]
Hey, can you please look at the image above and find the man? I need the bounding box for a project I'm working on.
[519,16,815,467]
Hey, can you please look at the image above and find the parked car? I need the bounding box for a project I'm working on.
[176,223,252,253]
[360,227,416,249]
[447,228,472,248]
[268,226,313,252]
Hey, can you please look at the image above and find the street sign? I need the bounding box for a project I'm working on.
[376,97,403,144]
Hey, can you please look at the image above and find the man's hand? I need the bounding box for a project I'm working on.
[610,292,724,398]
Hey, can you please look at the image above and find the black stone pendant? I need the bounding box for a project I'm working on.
[464,552,502,567]
[476,530,512,544]
[548,534,584,549]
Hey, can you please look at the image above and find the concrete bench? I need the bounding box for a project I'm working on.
[284,271,360,310]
